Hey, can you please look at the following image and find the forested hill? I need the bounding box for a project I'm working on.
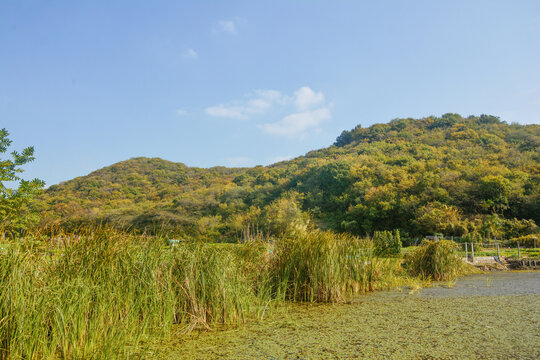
[35,114,540,241]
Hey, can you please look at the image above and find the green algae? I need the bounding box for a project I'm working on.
[150,272,540,359]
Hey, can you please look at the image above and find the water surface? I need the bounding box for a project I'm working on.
[152,272,540,359]
[418,271,540,297]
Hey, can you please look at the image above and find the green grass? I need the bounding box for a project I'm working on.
[271,230,406,303]
[462,248,540,259]
[0,228,444,359]
[0,230,273,359]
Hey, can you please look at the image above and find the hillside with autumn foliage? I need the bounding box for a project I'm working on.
[34,114,540,242]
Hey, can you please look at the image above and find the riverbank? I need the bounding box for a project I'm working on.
[152,272,540,359]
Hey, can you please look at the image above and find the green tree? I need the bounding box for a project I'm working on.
[414,203,466,236]
[477,175,511,214]
[0,128,45,238]
[264,192,309,237]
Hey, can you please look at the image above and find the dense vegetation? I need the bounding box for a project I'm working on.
[0,228,406,359]
[34,114,540,241]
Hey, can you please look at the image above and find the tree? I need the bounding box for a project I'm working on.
[414,203,466,236]
[264,192,309,237]
[0,128,44,238]
[477,175,511,214]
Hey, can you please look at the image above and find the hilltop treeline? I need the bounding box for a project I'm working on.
[34,114,540,241]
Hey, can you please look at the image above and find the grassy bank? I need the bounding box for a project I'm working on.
[0,229,460,359]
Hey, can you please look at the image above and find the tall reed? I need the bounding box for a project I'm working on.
[0,229,270,359]
[0,227,447,359]
[403,239,464,281]
[271,230,397,302]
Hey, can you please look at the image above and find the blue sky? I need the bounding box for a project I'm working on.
[1,1,539,187]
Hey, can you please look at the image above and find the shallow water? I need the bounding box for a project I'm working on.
[418,271,540,297]
[152,272,540,360]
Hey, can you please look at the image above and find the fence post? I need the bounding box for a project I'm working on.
[465,242,468,260]
[517,241,521,259]
[471,242,475,263]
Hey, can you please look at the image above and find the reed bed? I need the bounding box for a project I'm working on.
[272,230,397,302]
[0,230,270,359]
[0,228,429,359]
[403,239,464,281]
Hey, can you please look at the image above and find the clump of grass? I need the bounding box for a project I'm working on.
[403,240,464,281]
[271,230,398,302]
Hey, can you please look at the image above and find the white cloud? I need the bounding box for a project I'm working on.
[255,89,285,102]
[205,90,287,119]
[226,156,250,166]
[175,109,188,116]
[246,98,271,111]
[259,108,331,137]
[205,105,250,119]
[294,86,324,110]
[218,20,237,34]
[205,86,332,137]
[183,48,198,59]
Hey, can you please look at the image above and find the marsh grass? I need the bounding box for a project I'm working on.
[0,228,447,359]
[403,239,464,281]
[271,230,404,302]
[0,229,272,359]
